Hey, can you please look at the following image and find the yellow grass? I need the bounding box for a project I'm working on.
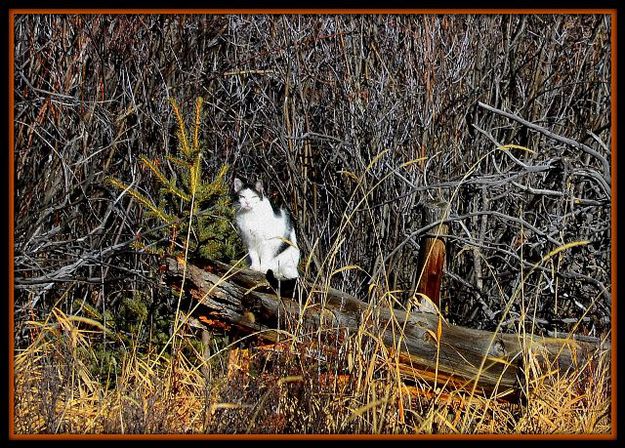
[14,149,611,436]
[13,295,611,435]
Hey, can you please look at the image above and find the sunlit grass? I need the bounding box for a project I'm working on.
[13,150,611,435]
[13,304,610,434]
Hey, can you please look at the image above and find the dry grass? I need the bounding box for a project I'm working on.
[13,300,611,435]
[15,330,611,434]
[14,152,612,435]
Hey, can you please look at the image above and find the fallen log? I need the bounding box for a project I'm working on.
[163,256,609,397]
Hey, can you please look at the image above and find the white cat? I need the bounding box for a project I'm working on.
[233,178,300,280]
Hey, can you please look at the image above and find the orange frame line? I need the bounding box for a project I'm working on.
[7,8,619,15]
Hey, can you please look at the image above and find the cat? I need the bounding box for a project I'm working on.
[233,178,300,281]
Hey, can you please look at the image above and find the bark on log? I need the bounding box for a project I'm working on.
[163,256,609,396]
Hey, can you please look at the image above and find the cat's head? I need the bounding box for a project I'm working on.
[233,178,264,211]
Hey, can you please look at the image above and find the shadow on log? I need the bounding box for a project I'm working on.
[163,256,610,399]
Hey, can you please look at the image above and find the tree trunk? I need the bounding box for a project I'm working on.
[163,257,609,397]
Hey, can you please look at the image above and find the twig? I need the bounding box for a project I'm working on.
[477,101,611,188]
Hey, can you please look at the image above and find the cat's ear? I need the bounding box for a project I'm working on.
[255,180,264,196]
[233,178,243,193]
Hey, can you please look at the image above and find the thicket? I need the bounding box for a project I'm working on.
[13,14,612,434]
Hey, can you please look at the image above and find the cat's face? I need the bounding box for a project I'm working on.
[237,188,262,211]
[234,178,264,211]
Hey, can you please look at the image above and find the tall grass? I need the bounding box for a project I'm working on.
[14,291,610,434]
[14,151,611,435]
